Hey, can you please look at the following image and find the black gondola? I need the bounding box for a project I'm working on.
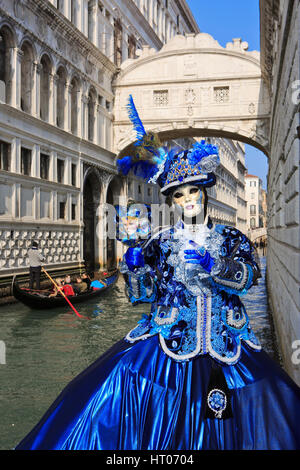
[12,270,119,310]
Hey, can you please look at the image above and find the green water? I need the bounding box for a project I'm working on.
[0,257,279,450]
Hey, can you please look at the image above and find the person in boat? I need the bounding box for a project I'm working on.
[90,279,105,290]
[62,275,75,296]
[74,276,88,294]
[81,273,92,290]
[15,97,300,451]
[28,241,44,291]
[48,278,64,298]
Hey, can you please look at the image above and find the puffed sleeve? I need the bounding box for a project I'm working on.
[211,225,261,295]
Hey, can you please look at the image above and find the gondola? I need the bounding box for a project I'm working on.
[12,270,119,310]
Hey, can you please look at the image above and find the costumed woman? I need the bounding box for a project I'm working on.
[16,96,300,450]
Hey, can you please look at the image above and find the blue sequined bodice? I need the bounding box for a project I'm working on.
[121,223,261,365]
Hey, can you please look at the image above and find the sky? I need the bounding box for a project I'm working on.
[186,0,268,189]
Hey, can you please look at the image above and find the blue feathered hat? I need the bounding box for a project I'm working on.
[116,95,220,195]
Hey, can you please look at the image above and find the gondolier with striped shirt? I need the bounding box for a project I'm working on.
[28,241,44,291]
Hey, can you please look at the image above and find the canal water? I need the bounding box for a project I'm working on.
[0,256,280,450]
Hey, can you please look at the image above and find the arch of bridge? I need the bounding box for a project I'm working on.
[113,33,271,158]
[248,227,267,242]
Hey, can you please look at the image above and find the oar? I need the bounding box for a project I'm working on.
[42,267,87,319]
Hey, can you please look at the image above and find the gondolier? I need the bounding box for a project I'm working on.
[28,241,44,290]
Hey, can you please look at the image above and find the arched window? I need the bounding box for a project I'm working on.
[0,26,14,105]
[56,66,66,128]
[70,76,80,135]
[21,41,34,114]
[40,54,51,121]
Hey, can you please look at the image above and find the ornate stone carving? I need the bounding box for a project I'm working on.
[14,0,25,21]
[248,103,256,114]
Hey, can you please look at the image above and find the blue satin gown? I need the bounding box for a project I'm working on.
[15,224,300,450]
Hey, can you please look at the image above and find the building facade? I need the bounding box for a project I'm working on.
[245,174,264,230]
[207,138,247,232]
[0,0,199,276]
[260,0,300,384]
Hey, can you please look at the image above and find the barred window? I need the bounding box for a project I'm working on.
[214,86,229,103]
[71,203,76,220]
[59,201,66,219]
[57,159,64,183]
[0,140,11,171]
[153,90,168,107]
[21,147,32,176]
[40,153,49,180]
[71,163,76,186]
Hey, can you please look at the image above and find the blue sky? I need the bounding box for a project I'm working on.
[186,0,268,189]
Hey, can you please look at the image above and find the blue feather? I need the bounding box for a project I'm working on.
[126,95,146,143]
[116,156,133,176]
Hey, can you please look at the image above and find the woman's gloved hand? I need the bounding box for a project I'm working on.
[124,246,145,272]
[184,240,215,273]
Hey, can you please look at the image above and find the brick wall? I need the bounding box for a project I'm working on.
[266,0,300,384]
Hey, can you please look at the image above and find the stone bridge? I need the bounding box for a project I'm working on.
[248,227,267,242]
[113,33,271,158]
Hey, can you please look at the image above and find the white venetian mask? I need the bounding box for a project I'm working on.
[171,184,205,222]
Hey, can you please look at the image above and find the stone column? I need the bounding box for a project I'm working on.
[34,187,40,220]
[50,150,57,182]
[32,144,40,178]
[65,0,71,19]
[79,160,84,227]
[13,48,23,109]
[33,62,41,119]
[11,137,21,173]
[81,93,89,140]
[82,0,88,35]
[14,183,21,219]
[97,172,114,269]
[89,94,97,143]
[66,156,72,185]
[96,103,101,146]
[75,86,83,138]
[11,183,17,219]
[122,31,128,62]
[50,73,58,126]
[148,0,153,25]
[65,81,72,132]
[67,192,72,222]
[88,0,98,44]
[99,18,105,53]
[106,113,112,151]
[102,113,107,149]
[52,190,58,220]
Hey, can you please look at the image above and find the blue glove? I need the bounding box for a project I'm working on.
[124,246,145,272]
[184,240,215,273]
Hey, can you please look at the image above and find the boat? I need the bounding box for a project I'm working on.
[12,270,119,310]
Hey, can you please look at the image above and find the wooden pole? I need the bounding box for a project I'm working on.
[42,267,87,319]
